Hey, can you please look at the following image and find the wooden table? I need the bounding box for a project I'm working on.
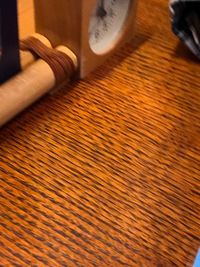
[0,0,200,266]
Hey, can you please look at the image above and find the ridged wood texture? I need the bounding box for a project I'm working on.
[0,0,200,266]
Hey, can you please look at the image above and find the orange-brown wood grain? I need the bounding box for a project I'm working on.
[0,0,200,266]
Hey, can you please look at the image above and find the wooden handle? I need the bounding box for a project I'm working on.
[0,46,77,127]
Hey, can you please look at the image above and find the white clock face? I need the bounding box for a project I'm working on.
[89,0,131,54]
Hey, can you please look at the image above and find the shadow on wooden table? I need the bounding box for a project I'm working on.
[86,32,151,81]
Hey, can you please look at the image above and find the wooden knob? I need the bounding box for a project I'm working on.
[20,33,52,69]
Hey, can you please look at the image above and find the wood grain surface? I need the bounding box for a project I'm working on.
[0,0,200,266]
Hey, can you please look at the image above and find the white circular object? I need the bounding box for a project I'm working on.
[89,0,131,55]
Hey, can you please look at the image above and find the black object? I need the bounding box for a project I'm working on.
[170,0,200,59]
[0,0,20,84]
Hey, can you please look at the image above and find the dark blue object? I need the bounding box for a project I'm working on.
[0,0,20,83]
[170,0,200,59]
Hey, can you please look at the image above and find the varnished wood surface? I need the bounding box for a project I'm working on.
[0,0,200,266]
